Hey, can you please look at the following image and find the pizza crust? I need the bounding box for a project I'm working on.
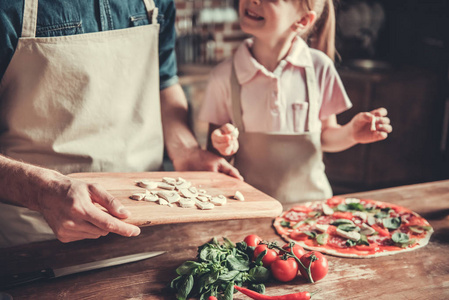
[273,199,434,258]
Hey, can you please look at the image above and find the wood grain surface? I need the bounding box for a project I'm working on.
[0,178,448,300]
[68,171,284,226]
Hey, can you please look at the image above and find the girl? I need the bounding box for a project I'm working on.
[199,0,392,203]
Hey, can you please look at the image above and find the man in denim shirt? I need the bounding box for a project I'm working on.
[0,0,242,247]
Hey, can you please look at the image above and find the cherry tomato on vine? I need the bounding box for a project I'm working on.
[244,234,262,247]
[270,256,299,282]
[281,243,306,259]
[299,251,328,282]
[253,244,278,267]
[207,297,218,300]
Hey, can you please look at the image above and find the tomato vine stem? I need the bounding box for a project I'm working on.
[261,241,315,283]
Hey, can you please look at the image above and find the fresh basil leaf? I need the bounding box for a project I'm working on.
[248,266,270,283]
[176,261,201,275]
[280,220,291,228]
[316,233,329,245]
[170,275,183,289]
[308,211,322,218]
[218,270,240,282]
[223,281,235,300]
[337,204,348,212]
[331,219,354,226]
[176,275,194,300]
[304,231,317,238]
[346,239,357,247]
[227,255,250,271]
[383,217,401,230]
[381,207,392,213]
[293,218,315,228]
[209,237,220,246]
[223,237,235,249]
[200,287,218,300]
[197,281,211,296]
[249,283,266,294]
[374,211,387,219]
[204,270,220,286]
[255,249,266,266]
[392,232,409,244]
[199,247,220,263]
[235,252,250,265]
[357,235,370,246]
[347,202,365,211]
[236,241,248,252]
[234,272,244,283]
[338,224,358,232]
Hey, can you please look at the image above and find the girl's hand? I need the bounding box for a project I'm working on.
[351,107,392,144]
[211,123,239,156]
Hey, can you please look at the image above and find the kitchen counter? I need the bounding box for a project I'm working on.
[1,179,449,299]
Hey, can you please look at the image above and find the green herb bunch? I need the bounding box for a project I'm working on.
[170,237,270,300]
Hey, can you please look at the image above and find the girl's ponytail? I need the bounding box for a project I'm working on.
[307,0,337,61]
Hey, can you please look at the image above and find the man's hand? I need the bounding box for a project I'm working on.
[37,176,141,243]
[211,123,239,156]
[171,147,243,181]
[0,156,141,244]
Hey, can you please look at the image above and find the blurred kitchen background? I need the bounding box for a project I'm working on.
[173,0,449,194]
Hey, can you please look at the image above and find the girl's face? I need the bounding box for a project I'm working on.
[239,0,304,40]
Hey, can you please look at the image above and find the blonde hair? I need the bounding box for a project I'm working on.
[300,0,337,61]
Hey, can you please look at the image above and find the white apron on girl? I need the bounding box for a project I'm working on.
[0,0,162,247]
[231,53,333,204]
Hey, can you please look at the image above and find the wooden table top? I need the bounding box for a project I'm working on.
[1,179,449,300]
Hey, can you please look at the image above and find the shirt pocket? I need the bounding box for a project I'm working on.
[292,102,309,133]
[36,21,84,37]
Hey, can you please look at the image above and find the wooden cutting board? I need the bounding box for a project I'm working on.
[68,171,284,227]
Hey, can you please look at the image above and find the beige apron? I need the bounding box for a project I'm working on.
[232,57,332,204]
[0,0,161,247]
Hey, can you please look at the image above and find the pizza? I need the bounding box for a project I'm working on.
[273,196,433,258]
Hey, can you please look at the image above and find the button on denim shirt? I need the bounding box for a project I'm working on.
[0,0,178,90]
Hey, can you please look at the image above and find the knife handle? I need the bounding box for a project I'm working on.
[0,268,55,289]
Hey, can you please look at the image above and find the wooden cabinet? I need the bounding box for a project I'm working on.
[324,66,443,194]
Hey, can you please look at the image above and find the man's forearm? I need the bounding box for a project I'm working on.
[160,83,200,162]
[0,155,59,211]
[159,84,243,179]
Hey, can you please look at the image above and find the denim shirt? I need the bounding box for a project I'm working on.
[0,0,178,90]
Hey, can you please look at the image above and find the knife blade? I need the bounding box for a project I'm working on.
[0,250,165,289]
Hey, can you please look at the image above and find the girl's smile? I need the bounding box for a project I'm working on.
[244,8,264,21]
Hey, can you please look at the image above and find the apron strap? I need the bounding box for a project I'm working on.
[20,0,158,39]
[21,0,39,38]
[230,59,245,133]
[142,0,158,24]
[304,65,320,132]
